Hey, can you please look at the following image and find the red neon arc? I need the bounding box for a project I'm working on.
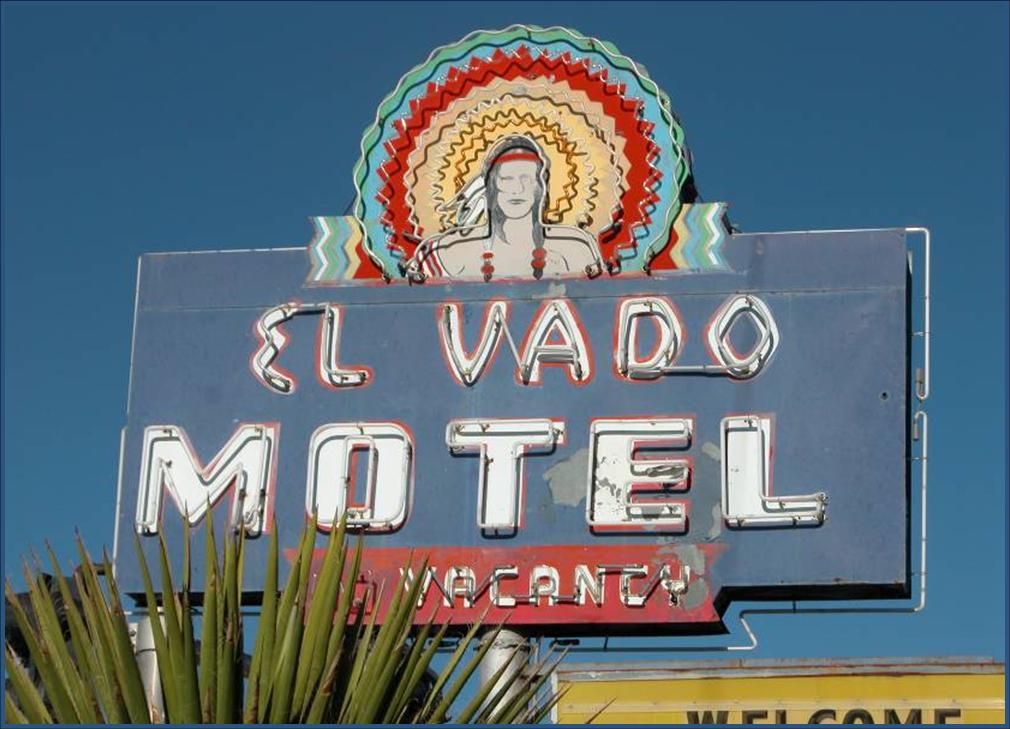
[376,45,663,265]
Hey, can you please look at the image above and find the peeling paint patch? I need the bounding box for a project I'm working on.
[682,576,708,610]
[533,282,567,299]
[597,477,619,498]
[674,544,706,577]
[655,537,678,557]
[673,545,709,610]
[702,441,721,462]
[536,486,556,525]
[543,447,588,507]
[707,503,723,540]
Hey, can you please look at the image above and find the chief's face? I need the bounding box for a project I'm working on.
[494,159,539,219]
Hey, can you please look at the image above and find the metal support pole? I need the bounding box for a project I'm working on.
[477,628,531,715]
[135,615,165,722]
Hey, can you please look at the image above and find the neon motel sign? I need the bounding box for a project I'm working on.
[137,293,814,537]
[117,26,917,632]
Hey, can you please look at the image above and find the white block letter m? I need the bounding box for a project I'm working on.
[135,423,278,537]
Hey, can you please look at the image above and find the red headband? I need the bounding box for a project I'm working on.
[491,151,540,167]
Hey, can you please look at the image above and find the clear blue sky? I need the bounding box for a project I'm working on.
[3,1,1006,665]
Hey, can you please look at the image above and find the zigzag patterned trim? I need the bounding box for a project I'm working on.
[307,205,730,282]
[307,216,365,283]
[669,203,730,271]
[354,25,691,276]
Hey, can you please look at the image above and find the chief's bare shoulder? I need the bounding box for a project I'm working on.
[428,228,482,276]
[544,225,601,271]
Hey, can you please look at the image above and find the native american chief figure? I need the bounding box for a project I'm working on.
[406,136,605,282]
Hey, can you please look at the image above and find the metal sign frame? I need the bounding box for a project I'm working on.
[109,23,930,645]
[108,224,925,638]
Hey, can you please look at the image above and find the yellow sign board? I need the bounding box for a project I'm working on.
[554,657,1004,724]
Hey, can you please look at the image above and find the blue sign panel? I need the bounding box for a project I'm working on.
[115,228,911,633]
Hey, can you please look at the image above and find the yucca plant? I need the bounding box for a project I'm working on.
[4,515,567,724]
